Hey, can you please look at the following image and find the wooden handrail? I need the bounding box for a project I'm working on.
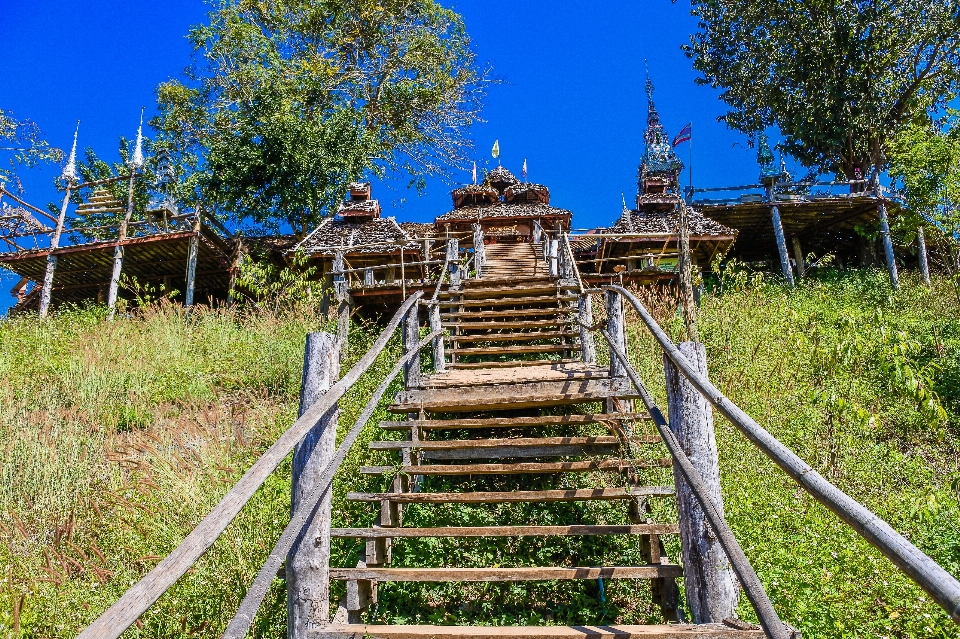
[605,284,960,625]
[561,233,585,294]
[76,291,424,639]
[599,328,793,639]
[222,329,441,639]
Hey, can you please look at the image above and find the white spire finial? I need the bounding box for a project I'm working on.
[61,120,80,183]
[130,107,145,169]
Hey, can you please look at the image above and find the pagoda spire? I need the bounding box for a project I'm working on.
[130,108,145,169]
[638,65,683,195]
[61,121,80,183]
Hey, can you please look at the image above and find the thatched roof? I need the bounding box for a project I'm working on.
[399,222,437,239]
[436,201,572,222]
[451,184,499,208]
[611,209,736,237]
[483,166,520,194]
[505,183,550,205]
[294,217,418,255]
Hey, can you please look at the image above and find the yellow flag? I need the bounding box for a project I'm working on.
[491,139,500,159]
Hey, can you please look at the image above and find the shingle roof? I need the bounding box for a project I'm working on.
[611,209,736,237]
[399,222,437,239]
[294,217,418,255]
[436,201,572,222]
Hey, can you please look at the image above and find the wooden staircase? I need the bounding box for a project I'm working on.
[325,269,764,637]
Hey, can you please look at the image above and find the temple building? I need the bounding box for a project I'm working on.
[576,75,736,283]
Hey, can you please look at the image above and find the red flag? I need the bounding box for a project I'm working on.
[672,122,692,147]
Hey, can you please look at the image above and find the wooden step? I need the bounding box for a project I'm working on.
[318,624,763,639]
[441,308,571,319]
[330,524,680,538]
[360,458,672,475]
[439,285,562,298]
[437,295,578,308]
[390,377,639,412]
[379,412,652,430]
[420,363,610,388]
[445,319,571,330]
[447,358,579,369]
[369,436,622,460]
[450,344,571,356]
[445,331,570,343]
[330,565,682,582]
[345,487,674,503]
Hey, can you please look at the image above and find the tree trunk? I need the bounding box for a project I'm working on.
[664,341,739,623]
[288,332,341,637]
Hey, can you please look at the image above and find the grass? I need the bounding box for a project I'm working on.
[0,268,958,638]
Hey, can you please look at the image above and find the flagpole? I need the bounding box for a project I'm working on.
[688,123,693,202]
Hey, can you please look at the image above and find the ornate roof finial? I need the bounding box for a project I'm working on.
[757,132,783,185]
[638,66,683,194]
[130,107,145,170]
[61,120,80,183]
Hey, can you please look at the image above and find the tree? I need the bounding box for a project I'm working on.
[0,109,62,193]
[684,0,960,180]
[155,0,488,236]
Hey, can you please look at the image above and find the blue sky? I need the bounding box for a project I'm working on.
[0,0,767,307]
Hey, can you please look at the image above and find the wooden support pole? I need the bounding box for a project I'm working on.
[664,341,739,623]
[877,201,899,289]
[364,268,374,287]
[403,304,420,389]
[472,223,485,275]
[548,239,559,278]
[677,205,700,342]
[288,332,340,637]
[227,237,244,306]
[39,183,73,318]
[769,203,795,288]
[446,238,461,289]
[918,226,931,286]
[605,290,627,380]
[184,216,200,308]
[429,302,445,373]
[791,236,805,279]
[106,170,138,318]
[333,251,350,361]
[578,293,596,365]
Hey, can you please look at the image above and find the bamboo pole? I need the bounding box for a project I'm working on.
[877,201,900,289]
[918,226,931,286]
[39,182,73,318]
[106,170,137,318]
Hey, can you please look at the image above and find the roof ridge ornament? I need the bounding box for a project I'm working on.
[61,120,80,183]
[638,66,683,197]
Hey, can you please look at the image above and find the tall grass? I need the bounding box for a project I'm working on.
[1,269,959,638]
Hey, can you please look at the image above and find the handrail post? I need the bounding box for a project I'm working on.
[472,223,485,276]
[403,304,421,389]
[288,332,340,636]
[605,289,629,413]
[428,302,445,373]
[446,238,461,289]
[578,293,596,364]
[333,251,350,361]
[664,341,739,623]
[548,238,559,277]
[918,226,931,286]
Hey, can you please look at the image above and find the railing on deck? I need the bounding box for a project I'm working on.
[77,292,438,639]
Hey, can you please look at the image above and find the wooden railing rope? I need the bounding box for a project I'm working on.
[600,328,794,639]
[76,291,424,639]
[222,328,442,639]
[605,284,960,625]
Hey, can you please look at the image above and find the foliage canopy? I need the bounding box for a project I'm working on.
[155,0,488,236]
[684,0,960,179]
[0,108,62,193]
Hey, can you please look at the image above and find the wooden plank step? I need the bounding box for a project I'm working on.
[369,436,620,450]
[345,487,674,503]
[447,358,578,369]
[439,285,561,298]
[450,344,571,356]
[330,565,682,582]
[445,319,571,329]
[445,331,570,343]
[420,363,610,388]
[441,308,571,319]
[390,377,639,412]
[437,295,577,308]
[379,412,653,430]
[360,458,672,475]
[330,524,680,538]
[317,624,763,639]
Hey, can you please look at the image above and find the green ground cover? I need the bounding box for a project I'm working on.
[0,269,957,638]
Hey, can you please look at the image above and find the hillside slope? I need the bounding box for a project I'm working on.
[0,269,958,638]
